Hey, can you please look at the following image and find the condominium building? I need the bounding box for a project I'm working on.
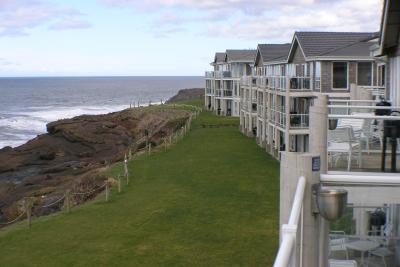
[240,31,382,158]
[205,50,255,117]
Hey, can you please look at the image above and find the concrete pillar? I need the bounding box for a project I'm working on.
[278,94,330,266]
[309,95,328,172]
[280,152,321,267]
[309,94,329,267]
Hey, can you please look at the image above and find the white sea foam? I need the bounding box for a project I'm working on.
[0,104,130,148]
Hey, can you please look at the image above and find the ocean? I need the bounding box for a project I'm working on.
[0,76,203,149]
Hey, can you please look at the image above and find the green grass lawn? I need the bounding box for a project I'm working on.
[0,104,280,266]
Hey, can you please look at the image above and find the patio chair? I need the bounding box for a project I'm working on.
[328,127,362,171]
[367,235,394,267]
[329,231,349,259]
[360,118,374,154]
[329,259,358,267]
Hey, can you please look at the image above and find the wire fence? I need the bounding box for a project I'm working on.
[0,105,202,229]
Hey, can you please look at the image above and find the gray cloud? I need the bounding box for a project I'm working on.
[0,0,92,37]
[99,0,383,40]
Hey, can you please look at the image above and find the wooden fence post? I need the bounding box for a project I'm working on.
[128,148,132,161]
[148,143,152,155]
[105,182,109,202]
[117,174,121,193]
[65,189,71,213]
[24,197,32,228]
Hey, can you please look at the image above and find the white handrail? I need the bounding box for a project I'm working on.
[329,99,385,103]
[328,114,400,120]
[328,105,400,109]
[288,176,306,225]
[321,173,400,185]
[273,176,306,267]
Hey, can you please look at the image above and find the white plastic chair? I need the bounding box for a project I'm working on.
[329,231,349,259]
[367,235,394,267]
[329,259,358,267]
[328,127,362,171]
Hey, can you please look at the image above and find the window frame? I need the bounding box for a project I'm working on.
[356,61,373,86]
[331,61,349,90]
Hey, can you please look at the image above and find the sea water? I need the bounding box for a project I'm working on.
[0,76,203,148]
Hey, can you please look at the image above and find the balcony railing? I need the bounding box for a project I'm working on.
[270,76,286,91]
[205,71,214,78]
[289,114,309,128]
[241,76,251,86]
[277,110,286,128]
[273,176,305,267]
[327,103,400,172]
[223,90,233,97]
[215,90,222,97]
[358,85,386,98]
[289,77,311,90]
[215,71,232,79]
[206,88,212,95]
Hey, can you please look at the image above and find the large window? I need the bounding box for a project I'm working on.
[357,62,372,86]
[332,62,348,89]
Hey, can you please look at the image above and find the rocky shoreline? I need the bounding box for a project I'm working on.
[0,88,203,223]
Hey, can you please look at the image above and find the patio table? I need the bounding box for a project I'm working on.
[346,240,380,267]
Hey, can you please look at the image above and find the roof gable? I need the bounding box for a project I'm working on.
[288,31,378,60]
[213,52,225,64]
[225,49,256,63]
[257,43,291,65]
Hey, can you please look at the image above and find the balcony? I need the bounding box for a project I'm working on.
[270,76,286,91]
[223,90,233,97]
[241,76,251,86]
[251,103,257,113]
[289,113,309,128]
[206,88,212,95]
[256,77,268,88]
[214,71,233,79]
[205,71,214,78]
[358,85,386,98]
[215,89,222,97]
[277,110,286,128]
[289,77,311,90]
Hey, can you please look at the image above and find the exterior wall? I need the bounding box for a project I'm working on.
[320,61,332,93]
[320,61,369,93]
[291,45,306,65]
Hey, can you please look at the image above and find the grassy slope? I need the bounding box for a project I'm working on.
[0,102,280,267]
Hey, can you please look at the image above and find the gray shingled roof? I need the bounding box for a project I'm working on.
[258,43,291,63]
[295,32,378,58]
[214,52,225,63]
[225,49,256,62]
[320,40,378,57]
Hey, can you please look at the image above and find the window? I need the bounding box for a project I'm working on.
[332,62,348,89]
[315,62,321,78]
[357,62,372,86]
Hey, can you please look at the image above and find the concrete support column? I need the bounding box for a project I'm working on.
[309,94,329,267]
[280,152,321,267]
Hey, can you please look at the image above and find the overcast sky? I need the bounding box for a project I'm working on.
[0,0,384,77]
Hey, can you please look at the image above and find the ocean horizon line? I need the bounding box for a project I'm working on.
[0,75,203,79]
